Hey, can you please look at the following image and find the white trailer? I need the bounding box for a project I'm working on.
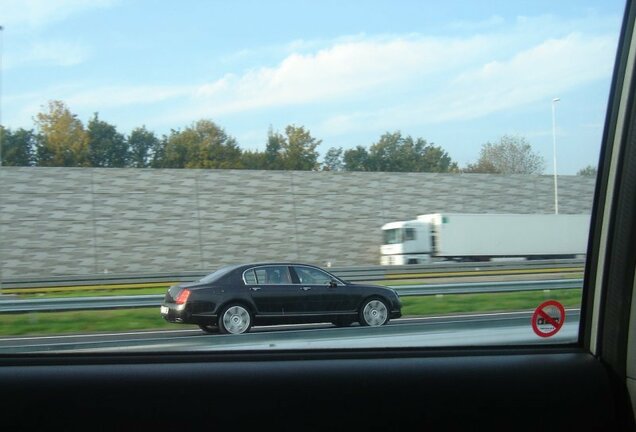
[380,213,590,265]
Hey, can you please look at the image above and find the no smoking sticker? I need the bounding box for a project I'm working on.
[532,300,565,338]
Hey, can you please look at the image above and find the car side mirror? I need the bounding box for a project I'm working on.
[329,280,338,288]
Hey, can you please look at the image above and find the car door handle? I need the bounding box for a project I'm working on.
[301,286,311,291]
[250,287,261,291]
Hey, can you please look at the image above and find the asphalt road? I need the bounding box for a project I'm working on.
[0,309,580,354]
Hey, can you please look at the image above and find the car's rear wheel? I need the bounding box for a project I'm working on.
[359,298,389,327]
[198,324,218,334]
[219,304,252,334]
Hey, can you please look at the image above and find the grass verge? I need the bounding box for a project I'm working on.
[0,289,582,337]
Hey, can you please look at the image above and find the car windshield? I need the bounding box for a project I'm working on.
[0,0,626,353]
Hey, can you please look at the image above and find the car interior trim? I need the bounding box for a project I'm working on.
[589,4,636,355]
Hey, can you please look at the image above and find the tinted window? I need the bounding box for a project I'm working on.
[254,266,291,284]
[294,266,334,285]
[405,228,416,241]
[243,269,257,284]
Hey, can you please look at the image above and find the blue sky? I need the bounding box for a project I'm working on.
[0,0,626,173]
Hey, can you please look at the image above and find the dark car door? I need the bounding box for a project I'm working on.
[244,266,303,315]
[291,266,355,314]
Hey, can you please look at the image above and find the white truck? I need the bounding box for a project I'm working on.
[380,213,590,265]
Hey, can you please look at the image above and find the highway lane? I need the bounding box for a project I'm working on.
[0,309,580,354]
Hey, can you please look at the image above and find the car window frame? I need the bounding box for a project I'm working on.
[290,265,345,286]
[242,265,293,285]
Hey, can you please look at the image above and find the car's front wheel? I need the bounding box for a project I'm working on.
[219,304,252,334]
[359,298,389,327]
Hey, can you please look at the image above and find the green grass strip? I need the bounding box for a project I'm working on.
[0,289,582,337]
[400,288,581,316]
[0,308,175,336]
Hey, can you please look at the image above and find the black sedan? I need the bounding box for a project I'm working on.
[160,263,402,334]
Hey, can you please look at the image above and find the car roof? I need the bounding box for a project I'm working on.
[234,262,328,271]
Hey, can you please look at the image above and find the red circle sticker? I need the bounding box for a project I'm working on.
[531,300,566,338]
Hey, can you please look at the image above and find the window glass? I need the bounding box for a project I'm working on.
[383,229,402,245]
[294,267,333,285]
[243,269,257,285]
[0,0,625,353]
[255,266,291,284]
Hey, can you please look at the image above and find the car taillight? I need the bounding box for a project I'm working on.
[175,289,191,305]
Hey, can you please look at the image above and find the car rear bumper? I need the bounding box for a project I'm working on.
[161,303,218,325]
[160,302,190,323]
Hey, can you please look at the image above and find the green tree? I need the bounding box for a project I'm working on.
[365,131,454,172]
[87,113,129,167]
[577,165,597,177]
[322,147,344,171]
[240,150,266,169]
[161,120,243,169]
[343,145,371,171]
[1,127,36,166]
[34,100,90,167]
[150,136,168,168]
[462,159,498,173]
[264,128,285,170]
[128,126,159,168]
[280,125,321,170]
[464,135,545,174]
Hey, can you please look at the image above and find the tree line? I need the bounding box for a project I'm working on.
[0,100,596,175]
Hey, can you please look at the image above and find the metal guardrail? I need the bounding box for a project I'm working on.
[1,259,585,290]
[0,279,583,313]
[0,295,163,313]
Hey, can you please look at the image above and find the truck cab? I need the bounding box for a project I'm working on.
[380,220,432,265]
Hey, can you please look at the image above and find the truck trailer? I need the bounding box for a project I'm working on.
[380,213,590,265]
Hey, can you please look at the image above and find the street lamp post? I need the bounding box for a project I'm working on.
[552,97,560,215]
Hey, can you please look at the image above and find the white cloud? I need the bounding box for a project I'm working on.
[1,84,192,130]
[65,85,192,109]
[449,15,505,31]
[5,41,90,68]
[0,0,117,29]
[428,32,616,122]
[318,32,616,133]
[186,34,497,120]
[3,11,618,145]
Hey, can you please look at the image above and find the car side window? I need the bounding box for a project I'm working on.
[294,266,333,285]
[254,268,268,284]
[254,266,291,284]
[243,269,257,285]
